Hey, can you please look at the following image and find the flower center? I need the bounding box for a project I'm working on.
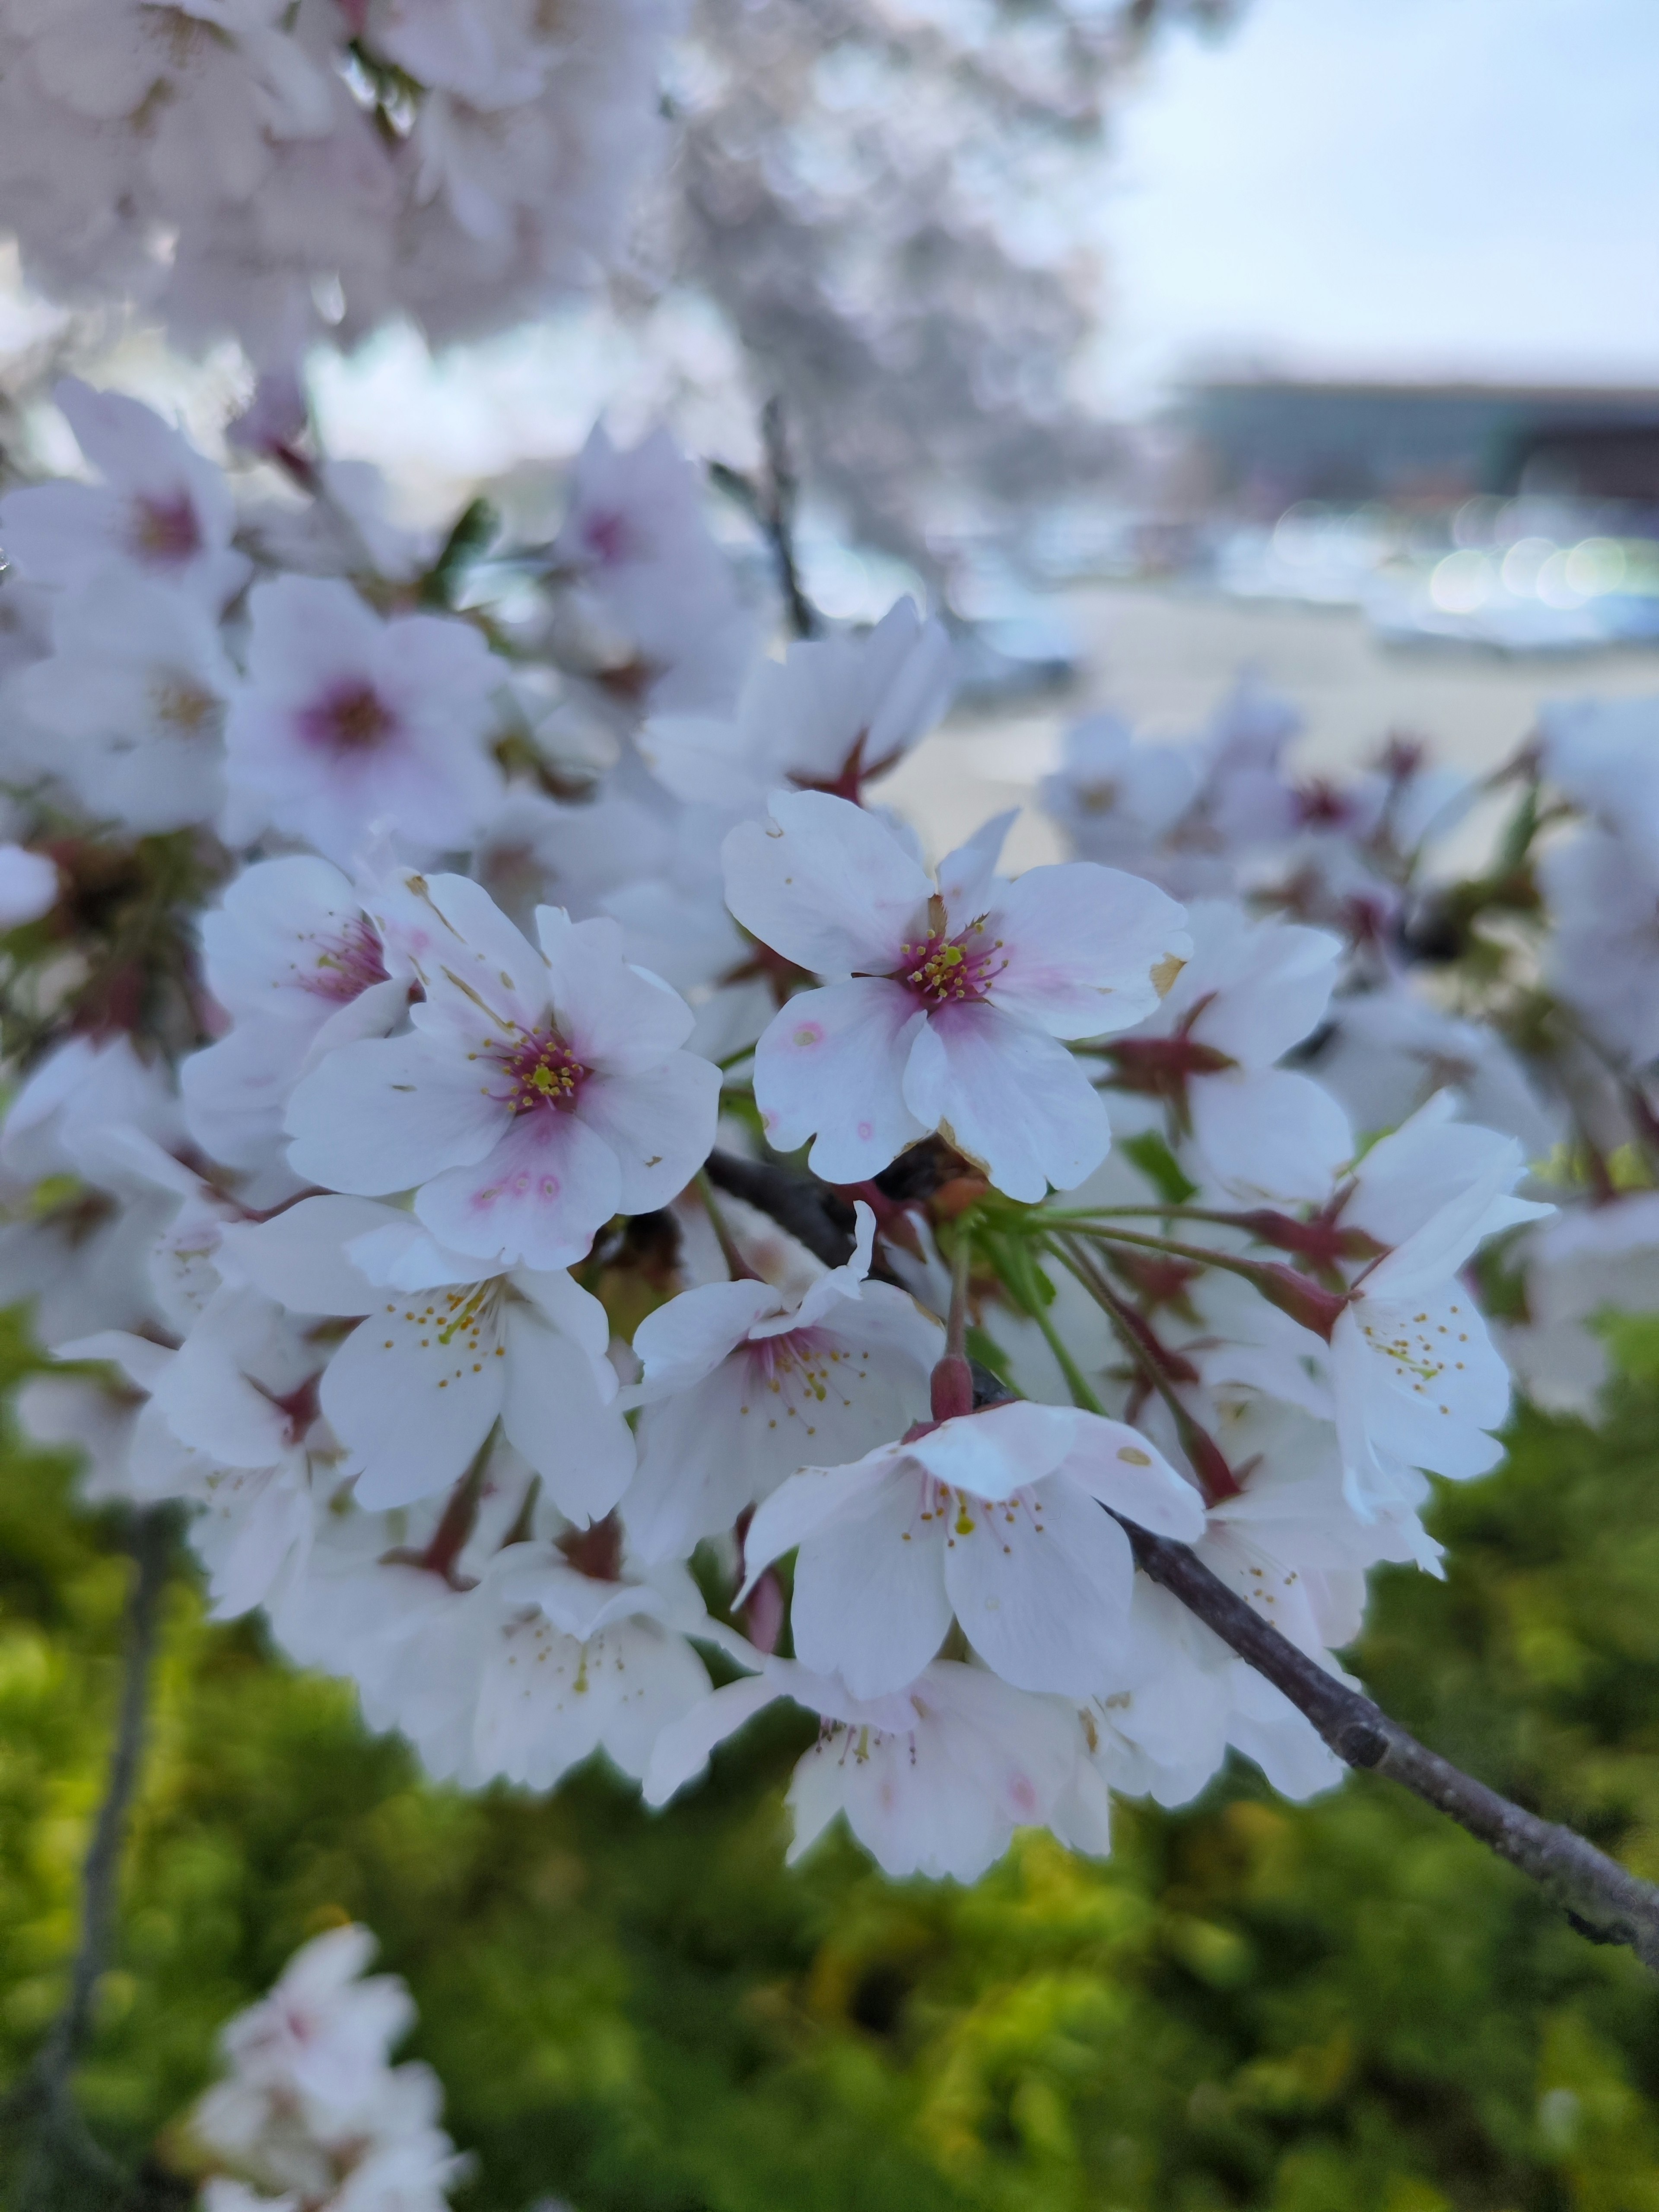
[895,921,1005,1007]
[149,674,221,739]
[299,916,390,1004]
[127,491,203,569]
[300,680,397,756]
[495,1029,588,1114]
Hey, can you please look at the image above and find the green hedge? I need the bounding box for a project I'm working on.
[4,1310,1659,2212]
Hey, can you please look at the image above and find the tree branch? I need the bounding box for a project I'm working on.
[1118,1515,1659,1971]
[704,1148,855,1268]
[8,1503,176,2209]
[714,1156,1659,1962]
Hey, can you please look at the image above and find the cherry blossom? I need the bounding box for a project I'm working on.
[723,792,1189,1197]
[220,1193,635,1518]
[285,873,720,1271]
[624,1201,943,1560]
[1109,899,1352,1203]
[739,1398,1204,1699]
[642,597,953,812]
[181,855,408,1173]
[0,379,250,610]
[646,1654,1110,1882]
[222,577,505,866]
[8,569,235,833]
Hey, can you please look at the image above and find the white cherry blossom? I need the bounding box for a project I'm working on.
[222,577,505,866]
[0,378,250,610]
[739,1398,1204,1699]
[646,1654,1110,1883]
[182,855,408,1173]
[1111,899,1352,1203]
[624,1201,942,1560]
[642,597,953,812]
[723,792,1189,1198]
[9,569,235,833]
[220,1195,635,1519]
[284,873,720,1270]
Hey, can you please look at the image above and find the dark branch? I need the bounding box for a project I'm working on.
[705,1148,855,1268]
[1119,1516,1659,1972]
[710,1155,1659,1964]
[8,1504,176,2208]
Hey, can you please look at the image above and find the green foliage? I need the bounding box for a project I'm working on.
[5,1320,1659,2209]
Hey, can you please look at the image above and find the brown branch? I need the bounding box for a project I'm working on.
[715,1157,1659,1962]
[704,1148,855,1268]
[1119,1516,1659,1970]
[8,1503,177,2208]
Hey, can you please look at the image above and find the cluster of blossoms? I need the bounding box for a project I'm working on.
[0,366,1653,1893]
[188,1923,465,2210]
[0,0,678,365]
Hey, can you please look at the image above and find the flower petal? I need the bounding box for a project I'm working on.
[499,1304,636,1524]
[414,1107,622,1271]
[791,1470,954,1698]
[284,1033,504,1195]
[904,1002,1110,1200]
[322,1286,505,1510]
[573,1051,720,1212]
[984,862,1189,1039]
[943,1479,1133,1694]
[722,790,931,975]
[753,978,928,1180]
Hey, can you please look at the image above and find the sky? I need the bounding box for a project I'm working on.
[1096,0,1659,407]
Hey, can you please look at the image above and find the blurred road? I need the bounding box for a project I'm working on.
[880,583,1659,871]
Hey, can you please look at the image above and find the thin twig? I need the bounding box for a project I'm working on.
[714,1152,1659,1965]
[1115,1515,1659,1970]
[8,1504,176,2210]
[758,397,820,642]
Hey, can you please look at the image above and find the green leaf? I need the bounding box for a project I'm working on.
[1120,1129,1198,1206]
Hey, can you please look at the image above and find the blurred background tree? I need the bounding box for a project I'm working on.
[5,1300,1659,2212]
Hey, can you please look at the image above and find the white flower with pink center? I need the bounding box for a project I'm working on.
[182,855,409,1173]
[721,791,1189,1199]
[284,871,720,1271]
[623,1202,943,1561]
[221,575,505,866]
[646,1654,1111,1882]
[737,1398,1205,1700]
[0,378,250,612]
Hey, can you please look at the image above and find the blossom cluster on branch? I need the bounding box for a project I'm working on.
[0,366,1654,1902]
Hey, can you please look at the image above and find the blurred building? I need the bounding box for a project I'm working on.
[1185,376,1659,510]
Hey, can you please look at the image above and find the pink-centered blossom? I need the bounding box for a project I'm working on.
[284,871,719,1271]
[722,792,1189,1198]
[738,1398,1205,1699]
[222,575,504,866]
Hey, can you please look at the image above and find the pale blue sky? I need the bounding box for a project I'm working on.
[1098,0,1659,405]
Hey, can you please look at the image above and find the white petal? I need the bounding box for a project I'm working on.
[573,1052,719,1212]
[1056,1420,1207,1536]
[216,1196,396,1316]
[285,1033,503,1195]
[903,1003,1110,1201]
[643,1673,780,1805]
[633,1279,785,1397]
[984,862,1189,1039]
[322,1290,505,1510]
[753,979,928,1179]
[791,1470,954,1698]
[943,1480,1133,1694]
[499,1304,635,1525]
[414,1107,622,1271]
[721,791,930,975]
[1189,1068,1354,1205]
